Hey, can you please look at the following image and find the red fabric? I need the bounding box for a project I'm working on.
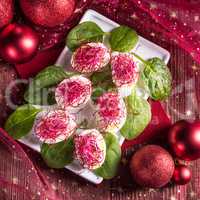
[16,47,63,78]
[0,128,62,200]
[16,0,200,67]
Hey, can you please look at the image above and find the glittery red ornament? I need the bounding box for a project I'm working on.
[172,164,191,185]
[0,0,13,28]
[20,0,76,28]
[130,145,175,188]
[0,23,39,64]
[168,120,200,161]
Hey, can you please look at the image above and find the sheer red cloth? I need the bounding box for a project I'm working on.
[1,0,200,199]
[19,0,200,66]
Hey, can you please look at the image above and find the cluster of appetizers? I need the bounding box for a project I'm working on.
[5,22,172,177]
[34,41,139,170]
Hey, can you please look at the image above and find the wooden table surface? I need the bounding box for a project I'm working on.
[0,4,200,198]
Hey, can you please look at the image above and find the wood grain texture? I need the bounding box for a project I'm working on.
[0,34,200,200]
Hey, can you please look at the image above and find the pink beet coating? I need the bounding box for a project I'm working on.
[74,129,105,169]
[34,110,76,144]
[96,92,126,132]
[130,145,175,188]
[71,43,110,73]
[111,53,139,87]
[55,76,92,109]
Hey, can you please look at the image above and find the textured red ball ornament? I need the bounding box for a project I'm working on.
[0,0,13,28]
[20,0,76,28]
[172,165,191,185]
[168,120,200,161]
[0,24,39,64]
[130,145,175,188]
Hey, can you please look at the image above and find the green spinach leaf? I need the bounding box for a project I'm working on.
[91,87,105,101]
[4,104,41,139]
[94,133,121,179]
[66,21,104,51]
[109,26,139,52]
[141,57,172,100]
[91,67,116,101]
[41,138,74,169]
[121,90,151,140]
[24,66,76,105]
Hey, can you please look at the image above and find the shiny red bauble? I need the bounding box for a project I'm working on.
[130,145,175,188]
[0,0,13,28]
[0,24,39,64]
[168,120,200,161]
[172,164,192,185]
[20,0,76,28]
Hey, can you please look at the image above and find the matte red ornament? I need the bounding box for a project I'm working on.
[168,120,200,161]
[0,24,39,64]
[0,0,13,28]
[130,145,175,188]
[20,0,76,28]
[172,164,191,185]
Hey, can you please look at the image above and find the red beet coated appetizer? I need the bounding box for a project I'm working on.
[55,75,92,110]
[95,92,127,133]
[74,129,106,170]
[71,43,110,73]
[111,52,139,88]
[34,110,77,144]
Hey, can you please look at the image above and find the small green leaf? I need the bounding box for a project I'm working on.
[91,87,105,101]
[91,68,116,101]
[4,105,41,139]
[25,66,76,105]
[141,57,172,100]
[91,67,115,97]
[24,87,56,105]
[121,90,151,140]
[41,138,74,169]
[110,26,139,52]
[91,67,112,87]
[94,133,121,179]
[66,21,104,51]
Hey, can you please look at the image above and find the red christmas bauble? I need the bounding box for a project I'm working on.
[168,120,200,161]
[0,0,13,28]
[20,0,76,28]
[130,145,175,188]
[172,164,191,185]
[0,24,39,64]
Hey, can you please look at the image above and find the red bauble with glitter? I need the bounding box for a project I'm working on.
[20,0,76,28]
[130,145,175,188]
[168,120,200,161]
[173,165,192,185]
[0,0,13,28]
[0,23,39,64]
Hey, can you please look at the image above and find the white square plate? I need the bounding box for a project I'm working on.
[19,9,170,184]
